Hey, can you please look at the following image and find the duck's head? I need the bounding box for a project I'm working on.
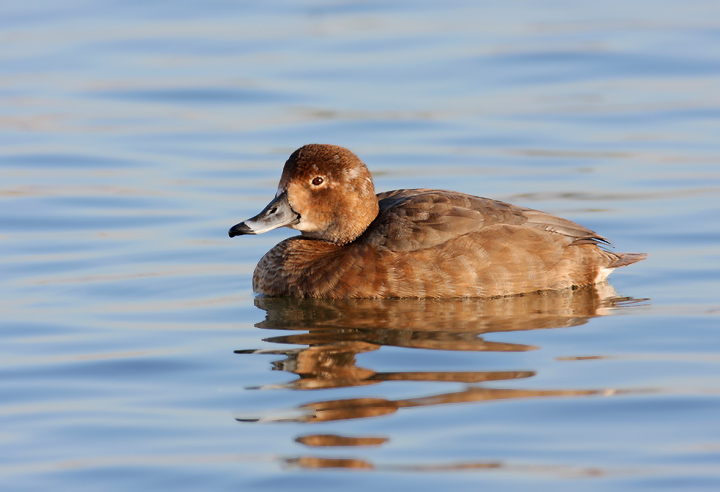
[229,144,379,245]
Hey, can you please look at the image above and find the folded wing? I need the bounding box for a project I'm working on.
[365,189,608,252]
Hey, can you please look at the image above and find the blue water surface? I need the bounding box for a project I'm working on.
[2,1,720,491]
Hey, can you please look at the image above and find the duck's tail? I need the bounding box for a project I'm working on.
[609,253,647,268]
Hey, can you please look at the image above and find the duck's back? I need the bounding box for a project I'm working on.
[366,189,607,251]
[252,189,644,298]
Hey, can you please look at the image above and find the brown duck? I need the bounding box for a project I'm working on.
[229,144,645,298]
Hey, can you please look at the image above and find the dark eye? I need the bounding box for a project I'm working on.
[311,176,324,186]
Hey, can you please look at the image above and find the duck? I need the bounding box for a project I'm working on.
[229,144,645,299]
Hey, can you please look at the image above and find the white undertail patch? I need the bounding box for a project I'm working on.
[595,267,613,284]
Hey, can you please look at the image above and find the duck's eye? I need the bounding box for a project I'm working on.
[311,176,324,186]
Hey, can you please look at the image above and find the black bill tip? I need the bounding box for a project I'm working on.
[228,222,255,238]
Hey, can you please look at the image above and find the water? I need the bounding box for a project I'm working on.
[2,1,720,490]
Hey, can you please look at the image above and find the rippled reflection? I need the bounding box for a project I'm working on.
[282,456,609,476]
[235,283,645,469]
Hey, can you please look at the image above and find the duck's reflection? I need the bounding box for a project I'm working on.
[237,282,634,392]
[235,283,643,465]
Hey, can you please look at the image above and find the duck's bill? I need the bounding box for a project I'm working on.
[229,192,300,237]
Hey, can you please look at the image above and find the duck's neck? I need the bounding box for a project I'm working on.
[302,198,379,245]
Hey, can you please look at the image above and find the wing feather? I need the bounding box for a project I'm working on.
[363,189,607,252]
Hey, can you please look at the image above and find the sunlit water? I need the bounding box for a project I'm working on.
[2,1,720,490]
